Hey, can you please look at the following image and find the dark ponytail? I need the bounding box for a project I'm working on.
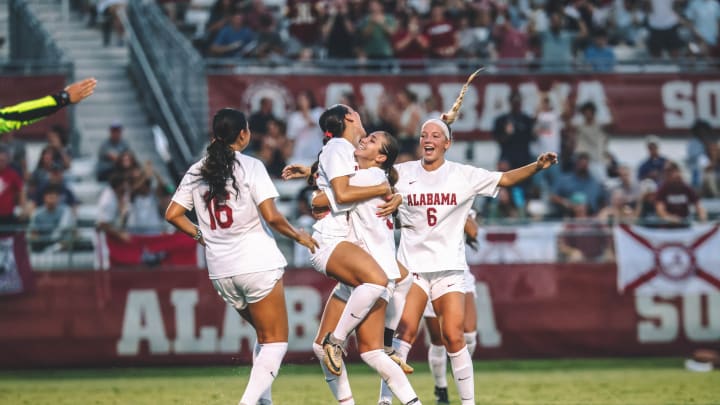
[377,131,400,188]
[319,104,349,145]
[201,108,247,205]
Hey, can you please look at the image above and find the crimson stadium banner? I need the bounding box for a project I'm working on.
[0,75,69,140]
[1,265,718,368]
[95,231,202,269]
[208,72,720,140]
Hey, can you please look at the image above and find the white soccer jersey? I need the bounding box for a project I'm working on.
[313,137,358,237]
[349,167,401,279]
[172,152,287,279]
[395,160,502,274]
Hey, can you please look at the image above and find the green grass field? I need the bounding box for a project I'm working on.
[1,358,718,405]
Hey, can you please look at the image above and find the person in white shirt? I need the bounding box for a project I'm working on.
[387,71,558,405]
[164,108,317,405]
[284,105,420,405]
[306,130,420,405]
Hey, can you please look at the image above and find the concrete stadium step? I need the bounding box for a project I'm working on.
[69,181,105,205]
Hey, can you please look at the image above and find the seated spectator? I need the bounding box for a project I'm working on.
[126,174,166,235]
[32,162,78,211]
[0,147,26,229]
[209,9,256,57]
[597,188,637,224]
[257,122,289,178]
[46,125,72,169]
[253,13,285,61]
[96,122,129,181]
[196,0,236,54]
[424,3,459,59]
[357,0,397,61]
[111,150,141,183]
[248,97,277,142]
[27,185,76,252]
[322,0,357,59]
[96,174,130,242]
[684,0,720,57]
[637,135,668,183]
[557,192,614,263]
[655,161,707,224]
[611,164,640,208]
[287,91,323,166]
[386,88,423,154]
[700,142,720,198]
[686,119,715,188]
[29,147,58,195]
[392,12,429,67]
[551,152,607,217]
[584,28,615,72]
[635,178,660,222]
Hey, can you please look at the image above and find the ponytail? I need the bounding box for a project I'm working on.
[441,67,484,126]
[200,108,247,205]
[319,104,350,144]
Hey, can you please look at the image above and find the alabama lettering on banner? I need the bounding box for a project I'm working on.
[613,224,720,294]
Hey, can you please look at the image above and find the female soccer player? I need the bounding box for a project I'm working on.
[165,108,318,405]
[389,70,557,405]
[307,130,420,405]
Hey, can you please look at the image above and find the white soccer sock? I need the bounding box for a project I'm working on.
[254,340,273,404]
[313,342,354,404]
[239,342,287,405]
[428,344,448,388]
[448,346,475,405]
[332,283,386,342]
[464,331,478,356]
[361,349,420,405]
[379,338,414,402]
[385,274,413,331]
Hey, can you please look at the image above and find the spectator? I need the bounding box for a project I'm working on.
[532,94,563,191]
[493,9,531,62]
[424,3,459,59]
[286,0,324,51]
[357,0,397,62]
[540,12,586,70]
[611,164,640,207]
[493,90,535,170]
[98,0,127,47]
[392,12,430,66]
[26,184,76,252]
[551,152,607,216]
[482,187,522,222]
[610,0,644,45]
[0,147,26,229]
[111,150,141,183]
[96,174,130,242]
[655,161,707,224]
[287,90,324,166]
[29,147,57,193]
[258,119,290,177]
[253,13,285,61]
[700,142,720,198]
[686,119,715,188]
[557,192,614,263]
[597,188,637,224]
[637,135,668,183]
[527,0,550,34]
[684,0,720,57]
[584,28,615,71]
[197,0,236,54]
[573,101,609,183]
[388,88,423,149]
[32,163,78,211]
[0,131,26,179]
[126,173,166,235]
[322,0,357,59]
[635,178,660,222]
[209,9,256,57]
[96,122,129,181]
[248,97,276,138]
[457,12,493,59]
[46,125,72,169]
[646,0,684,58]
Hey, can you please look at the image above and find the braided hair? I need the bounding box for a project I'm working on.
[200,108,245,206]
[422,67,485,139]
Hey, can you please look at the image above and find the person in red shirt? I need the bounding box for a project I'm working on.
[286,0,324,48]
[424,3,458,58]
[392,12,429,67]
[0,148,26,229]
[655,161,707,224]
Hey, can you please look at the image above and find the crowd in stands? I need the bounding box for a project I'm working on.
[170,0,720,69]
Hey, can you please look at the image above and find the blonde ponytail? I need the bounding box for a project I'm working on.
[441,67,484,125]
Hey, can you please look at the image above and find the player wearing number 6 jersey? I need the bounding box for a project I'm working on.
[385,69,558,405]
[165,108,318,405]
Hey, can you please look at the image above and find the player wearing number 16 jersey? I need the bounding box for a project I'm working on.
[165,108,317,405]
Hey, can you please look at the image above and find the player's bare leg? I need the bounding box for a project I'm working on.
[313,293,355,405]
[356,299,421,405]
[238,279,289,405]
[323,242,389,375]
[433,292,474,405]
[464,291,478,356]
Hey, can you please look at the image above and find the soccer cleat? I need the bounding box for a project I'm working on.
[434,386,449,405]
[322,332,345,376]
[385,346,414,374]
[257,400,272,405]
[378,401,393,405]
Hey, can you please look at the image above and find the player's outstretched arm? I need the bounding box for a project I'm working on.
[498,152,557,187]
[258,198,318,253]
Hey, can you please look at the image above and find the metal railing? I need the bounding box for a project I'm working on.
[8,0,65,63]
[125,0,207,178]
